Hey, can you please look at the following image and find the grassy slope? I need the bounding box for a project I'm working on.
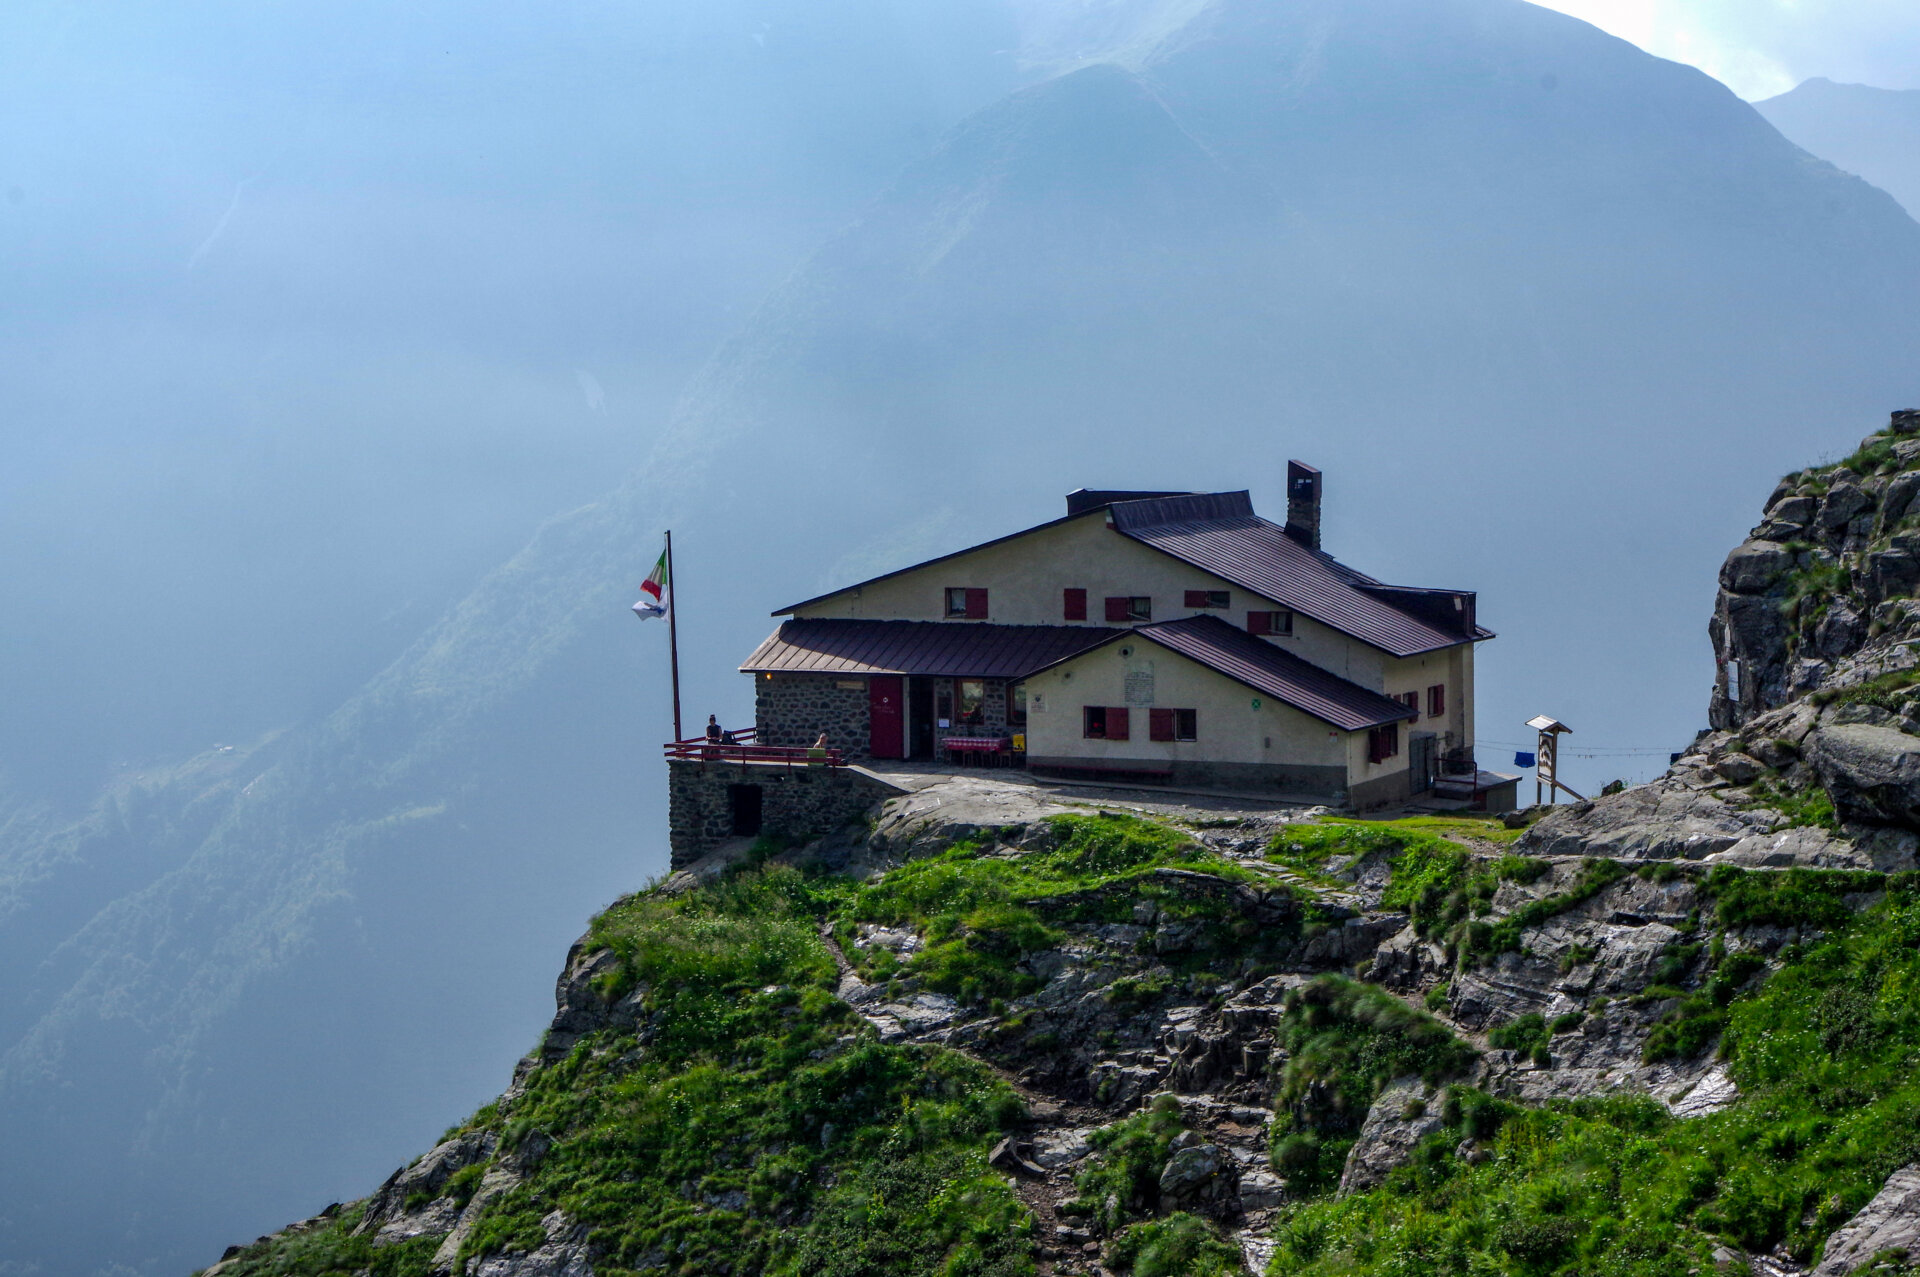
[201,815,1920,1277]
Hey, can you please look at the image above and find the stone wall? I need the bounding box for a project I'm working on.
[667,759,905,868]
[755,673,872,759]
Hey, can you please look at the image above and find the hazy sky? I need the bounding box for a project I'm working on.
[1535,0,1920,98]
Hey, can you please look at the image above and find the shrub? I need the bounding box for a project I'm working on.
[1106,1213,1240,1277]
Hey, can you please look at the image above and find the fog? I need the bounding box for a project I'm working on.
[4,2,1919,1273]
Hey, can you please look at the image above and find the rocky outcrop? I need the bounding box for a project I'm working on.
[354,1131,497,1245]
[1811,1163,1920,1276]
[1337,1077,1444,1194]
[1712,410,1920,730]
[1809,724,1920,826]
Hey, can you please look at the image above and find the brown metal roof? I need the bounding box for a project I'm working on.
[1115,510,1486,657]
[741,619,1121,678]
[1057,615,1417,732]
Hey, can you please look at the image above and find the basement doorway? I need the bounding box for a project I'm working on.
[728,783,763,837]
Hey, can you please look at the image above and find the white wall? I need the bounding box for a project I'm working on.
[1021,637,1351,771]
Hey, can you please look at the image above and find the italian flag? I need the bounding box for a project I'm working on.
[631,542,670,620]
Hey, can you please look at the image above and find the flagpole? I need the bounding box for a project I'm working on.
[666,529,683,743]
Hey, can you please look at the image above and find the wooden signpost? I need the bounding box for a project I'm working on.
[1527,715,1584,804]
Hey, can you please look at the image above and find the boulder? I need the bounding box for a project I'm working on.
[1337,1078,1444,1195]
[1158,1141,1226,1197]
[1818,482,1873,532]
[1809,725,1920,826]
[1867,550,1920,605]
[1812,1163,1920,1276]
[1763,494,1817,531]
[1816,604,1867,662]
[1519,785,1775,861]
[1714,753,1764,785]
[1882,471,1920,526]
[1721,542,1795,594]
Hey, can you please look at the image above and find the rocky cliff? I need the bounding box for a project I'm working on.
[204,420,1920,1277]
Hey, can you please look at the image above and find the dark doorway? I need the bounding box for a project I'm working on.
[908,676,935,759]
[1409,733,1437,796]
[728,783,763,836]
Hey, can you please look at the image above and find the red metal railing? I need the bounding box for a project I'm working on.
[662,727,845,770]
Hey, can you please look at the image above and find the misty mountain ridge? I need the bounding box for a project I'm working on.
[6,1,1920,1273]
[1758,76,1920,221]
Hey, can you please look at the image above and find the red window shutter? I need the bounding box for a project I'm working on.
[1107,707,1130,740]
[1400,691,1419,722]
[1105,596,1131,623]
[1247,611,1272,636]
[1184,590,1209,609]
[1064,588,1087,621]
[1429,684,1445,717]
[1149,708,1175,741]
[965,587,989,619]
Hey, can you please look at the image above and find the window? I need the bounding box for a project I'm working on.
[1149,708,1198,742]
[1106,596,1151,622]
[1007,683,1027,728]
[1184,590,1231,610]
[1428,684,1446,718]
[1063,588,1088,621]
[956,679,986,726]
[1367,722,1400,764]
[1083,706,1130,740]
[944,587,989,619]
[1247,610,1294,636]
[1399,691,1419,722]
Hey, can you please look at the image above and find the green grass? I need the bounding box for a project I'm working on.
[1107,1213,1241,1277]
[1073,1094,1186,1234]
[193,1217,439,1277]
[1265,878,1920,1274]
[1269,976,1477,1191]
[1809,666,1920,712]
[1744,777,1840,831]
[464,865,1033,1277]
[846,813,1293,1001]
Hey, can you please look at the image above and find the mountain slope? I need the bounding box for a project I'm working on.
[12,3,1920,1273]
[1757,78,1920,220]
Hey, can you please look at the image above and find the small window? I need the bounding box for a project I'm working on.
[1008,683,1027,728]
[1149,708,1198,741]
[1184,589,1231,610]
[1428,684,1446,718]
[1367,723,1400,764]
[945,587,988,619]
[1064,588,1088,621]
[1247,610,1293,637]
[1103,596,1152,622]
[1083,706,1129,739]
[1399,691,1419,723]
[956,679,986,726]
[936,682,953,728]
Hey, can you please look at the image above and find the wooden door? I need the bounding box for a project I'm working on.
[869,675,904,758]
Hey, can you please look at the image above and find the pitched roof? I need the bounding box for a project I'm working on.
[771,488,1490,657]
[740,619,1119,678]
[1108,494,1489,657]
[1039,615,1418,732]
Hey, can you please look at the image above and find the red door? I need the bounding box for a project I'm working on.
[869,676,904,758]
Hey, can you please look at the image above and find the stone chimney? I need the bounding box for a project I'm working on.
[1284,460,1321,549]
